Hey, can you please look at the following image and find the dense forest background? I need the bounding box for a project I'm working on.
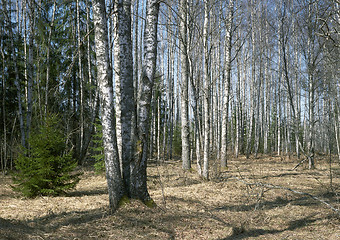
[0,0,339,175]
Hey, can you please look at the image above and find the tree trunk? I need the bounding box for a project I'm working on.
[45,0,57,115]
[1,46,6,172]
[131,0,159,202]
[115,0,134,196]
[179,0,191,170]
[202,0,210,180]
[93,0,123,211]
[76,0,85,164]
[114,0,122,166]
[246,0,256,159]
[221,0,234,168]
[26,0,34,142]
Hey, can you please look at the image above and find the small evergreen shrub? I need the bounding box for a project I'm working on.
[172,124,182,156]
[91,119,105,173]
[12,114,81,197]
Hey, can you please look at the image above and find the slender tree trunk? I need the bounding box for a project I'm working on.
[293,20,300,159]
[307,3,315,169]
[1,48,6,172]
[77,0,86,163]
[264,18,270,154]
[26,0,34,142]
[221,0,234,168]
[116,0,134,196]
[246,0,256,158]
[179,0,191,170]
[114,0,122,165]
[202,0,210,180]
[157,96,161,162]
[5,1,26,147]
[93,0,123,211]
[131,0,159,202]
[45,0,57,115]
[132,0,139,165]
[335,105,340,163]
[190,63,202,175]
[235,47,241,158]
[277,7,283,157]
[308,74,315,169]
[86,0,92,104]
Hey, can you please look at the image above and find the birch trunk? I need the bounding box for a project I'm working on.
[235,45,241,158]
[116,0,134,196]
[246,0,256,158]
[202,0,210,180]
[166,11,174,160]
[221,0,234,168]
[277,6,283,157]
[93,0,123,211]
[264,18,270,154]
[114,0,122,165]
[76,0,85,163]
[307,3,315,169]
[132,0,159,202]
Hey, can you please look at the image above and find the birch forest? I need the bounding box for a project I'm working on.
[1,0,340,238]
[2,0,339,172]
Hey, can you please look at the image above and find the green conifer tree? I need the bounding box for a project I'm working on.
[12,114,81,197]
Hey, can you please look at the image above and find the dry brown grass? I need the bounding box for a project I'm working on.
[1,155,339,239]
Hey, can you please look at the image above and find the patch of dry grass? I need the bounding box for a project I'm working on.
[1,155,339,239]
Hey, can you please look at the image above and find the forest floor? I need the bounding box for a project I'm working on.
[0,154,339,239]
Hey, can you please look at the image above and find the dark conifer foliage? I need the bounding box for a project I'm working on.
[12,113,81,197]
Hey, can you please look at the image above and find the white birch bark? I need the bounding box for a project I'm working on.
[113,0,122,165]
[221,0,234,168]
[132,0,159,202]
[116,0,134,196]
[246,0,256,158]
[76,0,85,163]
[277,5,283,157]
[307,3,316,169]
[93,0,123,210]
[202,0,210,180]
[264,17,270,154]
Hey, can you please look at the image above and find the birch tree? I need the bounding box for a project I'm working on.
[115,0,134,196]
[202,0,210,180]
[221,0,234,168]
[131,0,160,203]
[93,0,123,211]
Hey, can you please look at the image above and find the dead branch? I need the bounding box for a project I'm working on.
[232,176,340,217]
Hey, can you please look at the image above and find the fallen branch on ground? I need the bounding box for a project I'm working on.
[231,176,340,217]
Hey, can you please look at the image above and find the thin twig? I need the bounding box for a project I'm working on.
[232,176,340,216]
